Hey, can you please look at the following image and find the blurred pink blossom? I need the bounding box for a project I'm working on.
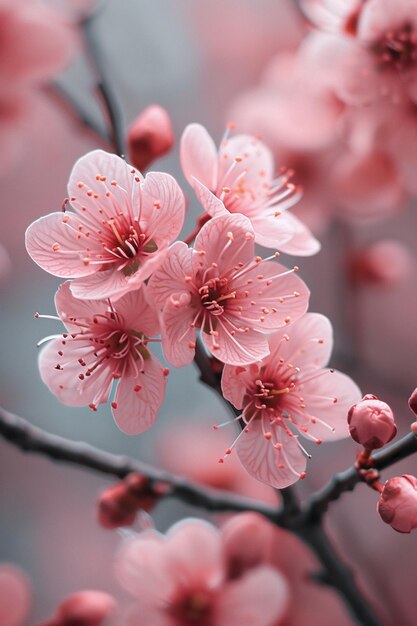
[26,149,185,301]
[0,564,31,626]
[116,518,289,626]
[221,313,361,488]
[128,104,174,171]
[148,212,309,366]
[378,474,417,533]
[180,123,320,255]
[38,281,167,435]
[38,590,116,626]
[348,239,413,287]
[301,0,366,35]
[347,394,397,450]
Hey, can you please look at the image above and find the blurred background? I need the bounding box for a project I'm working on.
[0,0,416,624]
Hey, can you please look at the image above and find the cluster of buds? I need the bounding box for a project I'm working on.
[348,392,417,533]
[98,473,168,529]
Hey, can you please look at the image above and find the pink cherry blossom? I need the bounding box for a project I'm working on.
[0,564,31,626]
[37,281,167,435]
[180,123,320,255]
[221,313,361,488]
[305,0,417,106]
[148,213,310,367]
[38,590,116,626]
[348,239,412,287]
[348,394,397,450]
[116,519,289,626]
[378,475,417,533]
[26,149,185,301]
[128,104,174,171]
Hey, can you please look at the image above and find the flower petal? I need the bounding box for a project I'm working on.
[204,319,269,366]
[69,269,130,302]
[114,286,161,338]
[147,242,192,310]
[237,421,307,489]
[25,213,97,278]
[113,357,166,435]
[275,212,321,256]
[180,123,218,190]
[161,297,197,367]
[192,178,229,218]
[218,134,274,194]
[250,213,295,250]
[139,172,185,247]
[221,364,260,410]
[215,566,289,626]
[54,281,109,333]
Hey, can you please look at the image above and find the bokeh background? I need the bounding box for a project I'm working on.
[1,1,416,623]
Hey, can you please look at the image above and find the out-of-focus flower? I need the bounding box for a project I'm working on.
[116,518,289,626]
[180,123,320,255]
[409,388,417,417]
[0,242,11,283]
[98,474,167,529]
[157,422,276,503]
[305,1,417,106]
[26,150,185,301]
[148,212,309,367]
[347,394,397,450]
[0,564,31,626]
[348,240,412,288]
[38,590,116,626]
[37,282,168,435]
[128,105,174,171]
[378,474,417,533]
[222,313,361,488]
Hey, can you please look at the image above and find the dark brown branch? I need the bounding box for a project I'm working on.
[304,432,417,522]
[0,406,280,522]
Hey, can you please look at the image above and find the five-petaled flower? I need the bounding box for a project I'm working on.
[37,282,167,435]
[26,149,185,301]
[147,213,310,367]
[221,313,361,488]
[180,123,320,255]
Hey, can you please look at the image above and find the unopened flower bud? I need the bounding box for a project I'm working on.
[409,388,417,418]
[41,590,115,626]
[347,394,397,450]
[377,475,417,533]
[127,105,174,171]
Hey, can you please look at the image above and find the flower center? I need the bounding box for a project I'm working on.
[199,277,236,317]
[372,22,417,71]
[173,591,212,625]
[251,378,292,413]
[106,219,158,276]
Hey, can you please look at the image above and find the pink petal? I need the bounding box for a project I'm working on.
[193,213,255,275]
[180,123,218,190]
[237,421,307,489]
[273,213,321,256]
[125,607,174,626]
[54,281,108,333]
[0,565,31,626]
[204,320,269,365]
[233,261,310,332]
[147,242,192,310]
[161,297,197,367]
[139,172,185,247]
[221,363,260,410]
[25,213,97,278]
[267,313,333,372]
[69,269,130,302]
[218,134,274,194]
[166,520,224,589]
[67,150,142,223]
[192,178,229,218]
[215,566,289,626]
[38,338,113,407]
[297,369,361,442]
[221,513,275,576]
[114,287,160,338]
[113,357,166,435]
[116,532,176,603]
[250,213,295,250]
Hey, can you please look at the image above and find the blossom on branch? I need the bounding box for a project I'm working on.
[148,213,310,366]
[378,474,417,533]
[26,150,185,301]
[116,518,289,626]
[180,123,320,255]
[128,104,174,171]
[221,313,361,488]
[37,282,167,435]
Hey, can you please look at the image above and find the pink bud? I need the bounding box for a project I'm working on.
[348,240,412,288]
[127,105,174,171]
[409,388,417,418]
[98,474,162,529]
[347,394,397,450]
[378,475,417,533]
[41,591,116,626]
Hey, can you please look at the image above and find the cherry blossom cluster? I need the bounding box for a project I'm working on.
[25,123,361,490]
[230,0,417,232]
